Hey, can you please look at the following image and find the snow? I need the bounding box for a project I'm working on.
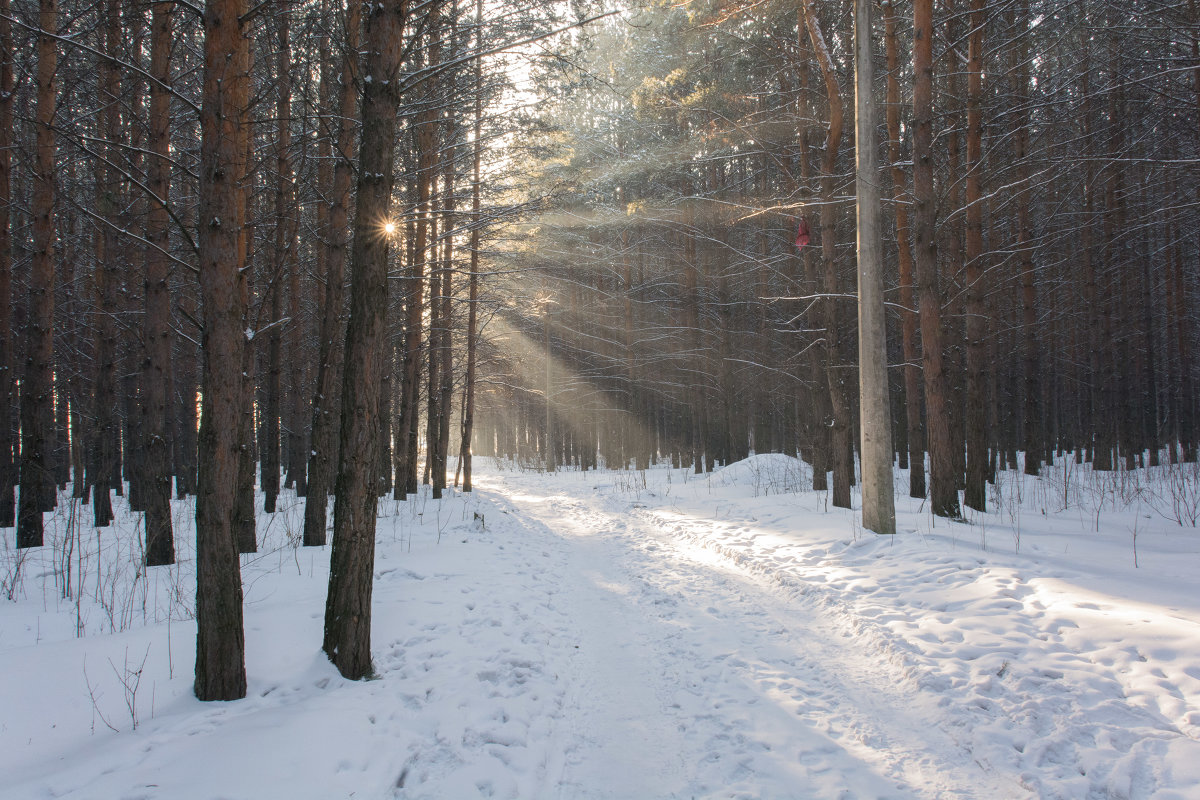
[2,455,1200,799]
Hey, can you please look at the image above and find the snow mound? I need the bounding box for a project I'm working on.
[708,453,809,495]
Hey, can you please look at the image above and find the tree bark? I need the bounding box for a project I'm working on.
[283,39,305,497]
[794,20,829,492]
[434,146,455,498]
[194,0,249,701]
[423,179,441,486]
[882,0,926,499]
[234,39,256,555]
[18,0,58,548]
[458,0,483,492]
[0,0,15,527]
[324,0,409,681]
[913,0,961,518]
[92,0,124,530]
[174,288,199,497]
[801,0,851,509]
[304,0,361,546]
[963,0,988,512]
[395,9,439,498]
[143,0,175,565]
[263,259,282,514]
[1012,0,1041,477]
[262,15,290,515]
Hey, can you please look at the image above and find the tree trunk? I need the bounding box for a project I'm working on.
[304,0,361,545]
[143,0,175,565]
[174,294,199,497]
[423,183,441,487]
[194,0,249,701]
[277,10,306,497]
[18,0,58,548]
[395,15,439,498]
[801,0,851,509]
[963,0,988,512]
[285,206,306,496]
[1012,1,1041,477]
[913,0,961,518]
[263,265,281,514]
[92,133,118,527]
[324,0,410,681]
[434,141,455,497]
[377,317,393,496]
[794,21,829,492]
[0,0,15,527]
[235,46,256,555]
[458,0,483,492]
[883,0,926,499]
[263,15,291,515]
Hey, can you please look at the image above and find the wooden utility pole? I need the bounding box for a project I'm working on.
[854,0,895,534]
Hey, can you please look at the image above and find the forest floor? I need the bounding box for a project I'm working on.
[2,454,1200,799]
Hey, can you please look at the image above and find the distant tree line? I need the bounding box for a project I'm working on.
[486,0,1198,520]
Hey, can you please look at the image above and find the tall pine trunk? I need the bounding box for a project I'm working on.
[434,145,455,498]
[235,48,256,555]
[801,0,851,508]
[913,0,961,518]
[18,0,58,548]
[1012,1,1042,476]
[963,0,988,511]
[0,0,15,527]
[794,22,829,492]
[91,0,123,530]
[324,0,410,681]
[395,15,439,498]
[883,1,926,499]
[194,0,249,701]
[143,0,175,565]
[304,0,360,546]
[458,0,483,492]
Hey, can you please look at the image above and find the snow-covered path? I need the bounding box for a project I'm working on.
[4,456,1200,799]
[497,475,1018,799]
[476,461,1200,800]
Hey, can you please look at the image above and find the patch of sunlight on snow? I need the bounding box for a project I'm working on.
[507,493,552,504]
[1033,579,1198,631]
[584,572,634,596]
[670,537,737,573]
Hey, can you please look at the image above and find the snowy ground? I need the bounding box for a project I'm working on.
[2,455,1200,799]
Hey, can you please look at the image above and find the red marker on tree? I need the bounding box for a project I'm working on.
[795,216,811,249]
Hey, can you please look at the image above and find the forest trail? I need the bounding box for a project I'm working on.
[493,471,1022,800]
[5,458,1200,800]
